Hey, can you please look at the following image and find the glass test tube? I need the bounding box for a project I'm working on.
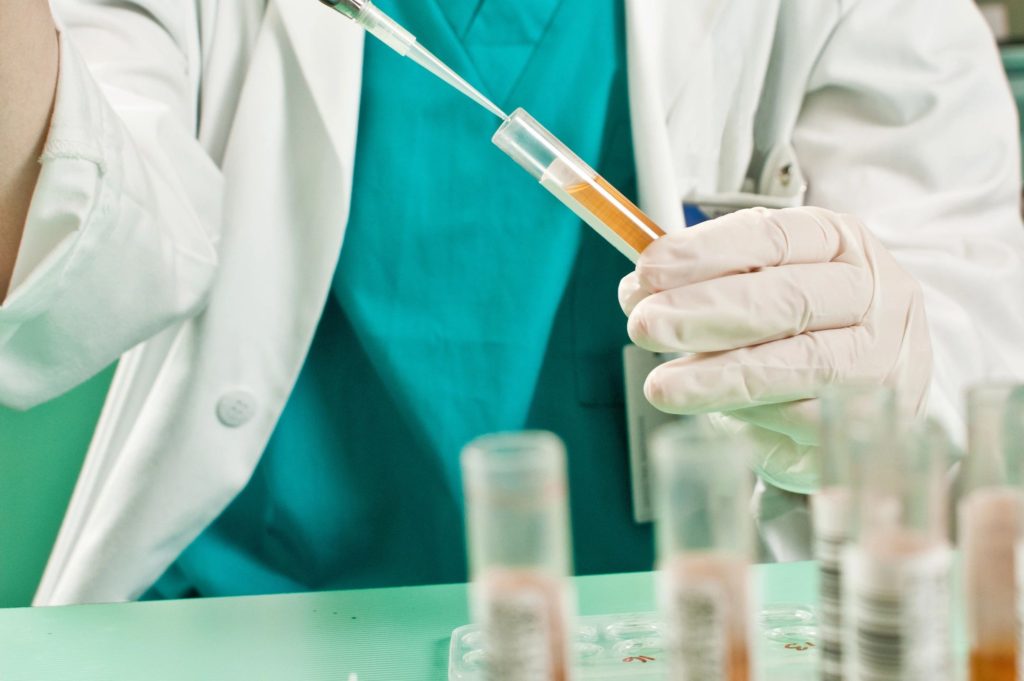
[960,385,1024,681]
[813,386,897,681]
[843,422,953,681]
[651,419,754,681]
[493,108,666,262]
[461,431,575,681]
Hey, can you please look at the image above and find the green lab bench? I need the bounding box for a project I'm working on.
[0,561,964,681]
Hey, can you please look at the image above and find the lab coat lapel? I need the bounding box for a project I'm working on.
[37,2,368,606]
[275,0,365,171]
[626,0,724,232]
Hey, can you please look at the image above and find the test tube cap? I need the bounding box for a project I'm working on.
[855,418,951,544]
[965,383,1024,490]
[461,431,573,575]
[819,384,898,488]
[461,430,567,497]
[651,418,755,559]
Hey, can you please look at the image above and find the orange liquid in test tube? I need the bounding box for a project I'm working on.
[494,109,666,261]
[962,488,1023,681]
[565,176,665,255]
[969,649,1016,681]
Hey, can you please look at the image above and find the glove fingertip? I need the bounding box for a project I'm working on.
[627,307,678,354]
[644,365,695,415]
[643,371,674,413]
[618,272,644,315]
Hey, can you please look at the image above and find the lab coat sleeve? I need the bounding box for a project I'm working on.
[0,3,220,410]
[791,0,1024,444]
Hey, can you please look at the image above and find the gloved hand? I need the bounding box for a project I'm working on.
[619,206,932,493]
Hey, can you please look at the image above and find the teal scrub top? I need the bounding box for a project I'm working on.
[151,0,650,598]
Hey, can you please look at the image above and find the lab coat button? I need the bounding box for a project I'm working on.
[216,391,257,427]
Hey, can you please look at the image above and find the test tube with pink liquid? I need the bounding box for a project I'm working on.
[813,386,898,681]
[651,419,756,681]
[843,421,953,681]
[959,384,1024,681]
[461,431,576,681]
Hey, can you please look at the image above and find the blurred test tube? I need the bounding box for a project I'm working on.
[813,385,898,681]
[652,419,755,681]
[960,384,1024,681]
[843,421,953,681]
[461,431,576,681]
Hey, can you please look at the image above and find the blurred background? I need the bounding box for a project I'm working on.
[2,2,1024,609]
[981,0,1024,176]
[980,0,1024,41]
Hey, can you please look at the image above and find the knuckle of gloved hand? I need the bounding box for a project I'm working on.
[904,283,926,318]
[884,258,925,310]
[793,204,846,228]
[906,271,926,304]
[844,268,874,322]
[730,206,772,224]
[840,212,883,261]
[794,206,856,260]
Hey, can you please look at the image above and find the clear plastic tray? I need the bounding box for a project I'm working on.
[448,604,820,680]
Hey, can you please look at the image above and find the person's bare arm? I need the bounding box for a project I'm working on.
[0,0,58,300]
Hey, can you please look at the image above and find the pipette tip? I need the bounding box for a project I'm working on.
[483,101,509,121]
[406,43,508,120]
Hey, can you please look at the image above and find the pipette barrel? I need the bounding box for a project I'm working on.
[461,431,575,681]
[493,109,665,262]
[321,0,416,55]
[320,0,506,118]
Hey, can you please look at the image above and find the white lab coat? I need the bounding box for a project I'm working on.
[2,0,1021,605]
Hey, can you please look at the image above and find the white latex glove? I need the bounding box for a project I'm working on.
[619,207,932,493]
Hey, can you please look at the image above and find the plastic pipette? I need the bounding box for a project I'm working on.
[319,0,669,261]
[319,0,507,120]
